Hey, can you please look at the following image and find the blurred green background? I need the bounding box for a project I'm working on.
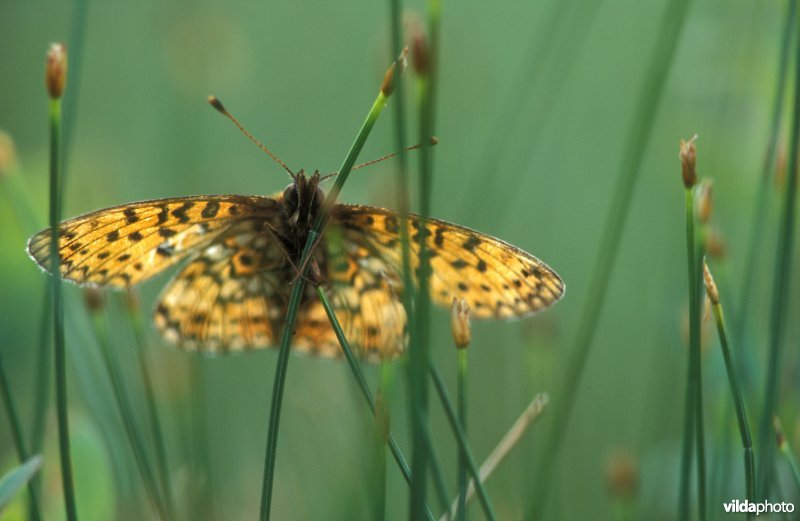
[0,1,796,520]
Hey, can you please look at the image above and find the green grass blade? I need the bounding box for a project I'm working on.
[756,5,800,499]
[0,456,43,513]
[429,366,497,521]
[526,1,693,517]
[47,44,79,521]
[123,294,175,517]
[409,3,442,514]
[89,308,171,520]
[457,349,467,521]
[0,352,44,521]
[703,262,755,515]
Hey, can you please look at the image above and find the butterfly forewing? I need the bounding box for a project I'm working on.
[331,204,565,320]
[27,195,281,288]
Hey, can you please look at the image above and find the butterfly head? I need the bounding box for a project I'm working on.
[282,170,324,229]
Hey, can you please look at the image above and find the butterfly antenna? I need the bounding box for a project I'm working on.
[320,137,439,181]
[208,95,295,179]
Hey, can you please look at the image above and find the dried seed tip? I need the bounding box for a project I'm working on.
[774,416,786,449]
[605,448,638,499]
[429,136,439,146]
[0,130,18,178]
[695,180,713,224]
[46,42,68,99]
[705,228,726,259]
[83,288,104,313]
[380,47,408,97]
[679,134,698,188]
[207,95,226,114]
[451,298,471,349]
[411,29,429,76]
[702,259,719,305]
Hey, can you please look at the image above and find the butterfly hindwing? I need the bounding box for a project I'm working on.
[331,204,565,320]
[293,252,408,362]
[154,221,287,353]
[27,195,281,288]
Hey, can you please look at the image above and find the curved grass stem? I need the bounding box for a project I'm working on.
[89,310,171,520]
[123,295,174,517]
[0,352,44,521]
[258,51,405,520]
[444,394,549,521]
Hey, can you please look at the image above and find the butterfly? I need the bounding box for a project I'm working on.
[27,104,564,362]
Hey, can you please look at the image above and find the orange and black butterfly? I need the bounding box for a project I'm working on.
[27,101,564,361]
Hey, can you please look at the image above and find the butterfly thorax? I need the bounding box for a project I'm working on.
[274,170,328,282]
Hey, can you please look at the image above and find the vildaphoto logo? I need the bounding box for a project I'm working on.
[723,499,795,515]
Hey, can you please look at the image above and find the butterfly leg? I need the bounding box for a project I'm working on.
[288,231,326,286]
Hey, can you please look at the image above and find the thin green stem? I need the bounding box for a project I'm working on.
[429,365,497,521]
[372,391,387,521]
[259,67,397,519]
[757,4,800,499]
[49,95,78,521]
[682,185,707,521]
[0,352,44,521]
[526,1,692,517]
[456,350,467,521]
[61,0,87,185]
[0,149,51,521]
[410,2,441,515]
[29,284,51,521]
[315,286,437,521]
[706,280,754,514]
[124,295,174,517]
[733,0,797,393]
[90,312,171,521]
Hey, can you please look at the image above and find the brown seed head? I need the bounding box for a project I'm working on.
[605,448,638,500]
[696,180,713,224]
[83,288,104,313]
[411,28,429,76]
[705,228,726,259]
[451,298,471,349]
[46,43,68,100]
[381,47,408,97]
[679,135,698,188]
[702,260,719,305]
[0,131,18,178]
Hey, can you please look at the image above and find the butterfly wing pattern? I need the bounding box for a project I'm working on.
[27,184,564,361]
[331,205,564,319]
[27,195,281,287]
